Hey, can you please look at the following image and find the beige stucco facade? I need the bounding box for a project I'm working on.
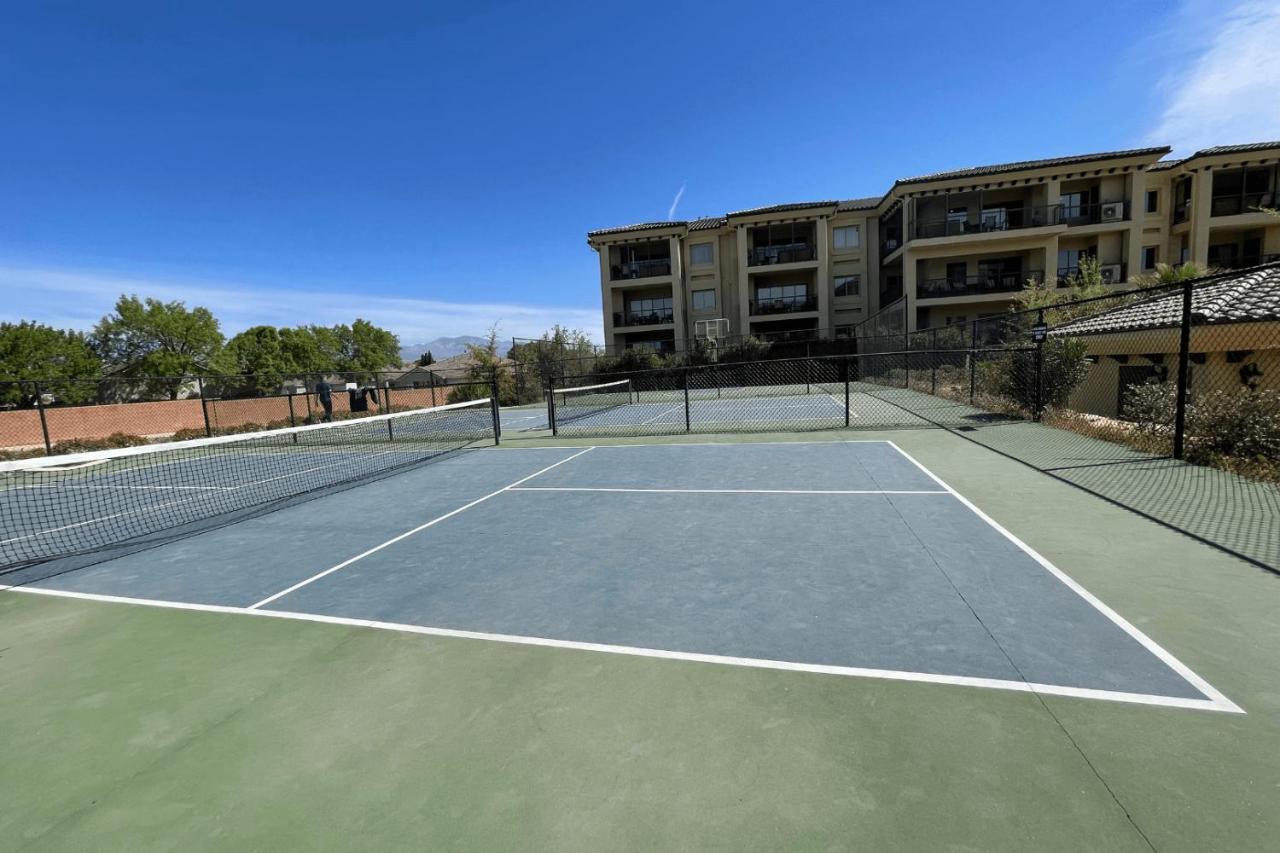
[589,142,1280,351]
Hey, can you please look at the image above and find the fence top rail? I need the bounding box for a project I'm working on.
[555,346,1038,384]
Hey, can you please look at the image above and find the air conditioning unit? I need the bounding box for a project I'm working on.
[1100,202,1125,222]
[1100,264,1123,284]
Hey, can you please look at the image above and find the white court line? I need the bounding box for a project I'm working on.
[638,404,686,425]
[884,441,1244,715]
[246,447,595,609]
[509,487,948,495]
[0,584,1237,713]
[826,392,858,418]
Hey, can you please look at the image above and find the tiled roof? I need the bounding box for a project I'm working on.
[1148,158,1185,172]
[587,221,683,238]
[894,146,1171,186]
[837,196,881,211]
[726,200,838,217]
[1050,263,1280,336]
[1191,141,1280,157]
[688,216,727,231]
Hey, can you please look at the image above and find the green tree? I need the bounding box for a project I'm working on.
[279,326,337,374]
[449,327,515,405]
[218,326,291,392]
[329,319,401,379]
[91,295,225,399]
[416,350,435,367]
[0,322,102,407]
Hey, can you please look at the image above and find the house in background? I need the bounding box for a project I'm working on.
[1050,262,1280,419]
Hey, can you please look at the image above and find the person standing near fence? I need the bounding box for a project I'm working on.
[315,379,334,422]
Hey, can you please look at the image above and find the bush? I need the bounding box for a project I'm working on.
[1186,388,1280,461]
[984,339,1089,413]
[51,432,150,454]
[1122,381,1176,437]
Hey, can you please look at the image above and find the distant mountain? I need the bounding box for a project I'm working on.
[399,335,486,364]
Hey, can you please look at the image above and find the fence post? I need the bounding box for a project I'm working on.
[286,391,297,428]
[682,367,691,433]
[304,384,314,423]
[903,330,910,389]
[1032,309,1045,422]
[383,380,394,414]
[33,382,52,455]
[843,357,851,427]
[429,370,439,407]
[547,374,558,437]
[930,328,938,395]
[197,377,213,437]
[490,371,502,445]
[1173,279,1193,459]
[968,320,977,404]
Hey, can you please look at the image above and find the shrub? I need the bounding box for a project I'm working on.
[51,432,150,454]
[1186,388,1280,462]
[1122,381,1176,437]
[983,339,1089,413]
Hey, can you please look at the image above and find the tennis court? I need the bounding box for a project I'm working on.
[3,401,1278,851]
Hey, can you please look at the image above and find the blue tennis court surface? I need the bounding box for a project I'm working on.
[6,440,1236,712]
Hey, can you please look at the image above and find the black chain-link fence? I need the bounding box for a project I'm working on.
[0,371,490,460]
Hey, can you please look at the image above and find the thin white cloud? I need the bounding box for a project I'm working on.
[0,263,602,346]
[667,183,686,220]
[1148,0,1280,155]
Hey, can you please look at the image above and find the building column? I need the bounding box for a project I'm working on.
[902,250,917,332]
[599,245,616,349]
[1126,169,1147,280]
[669,235,686,349]
[1043,235,1059,285]
[1043,178,1061,218]
[865,216,881,316]
[736,226,751,338]
[815,217,831,334]
[1190,171,1213,265]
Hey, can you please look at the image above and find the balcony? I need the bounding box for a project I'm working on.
[749,294,818,315]
[610,258,672,280]
[918,270,1043,300]
[1060,200,1130,227]
[1211,192,1277,217]
[1210,252,1280,270]
[1173,199,1191,224]
[613,308,674,327]
[748,243,817,266]
[913,205,1061,239]
[1056,263,1126,285]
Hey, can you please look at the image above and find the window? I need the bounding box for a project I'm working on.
[1142,246,1159,270]
[690,243,714,266]
[692,289,716,310]
[833,275,860,297]
[833,225,860,250]
[755,283,809,301]
[1145,190,1159,214]
[1060,192,1086,221]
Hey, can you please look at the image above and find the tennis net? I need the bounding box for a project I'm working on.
[0,398,495,573]
[550,379,633,426]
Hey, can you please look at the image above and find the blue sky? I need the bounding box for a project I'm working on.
[2,0,1278,345]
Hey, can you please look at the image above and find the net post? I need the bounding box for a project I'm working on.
[198,377,213,437]
[490,371,502,446]
[547,374,558,437]
[1032,309,1045,422]
[843,357,851,427]
[1173,279,1193,459]
[682,367,691,433]
[33,381,52,455]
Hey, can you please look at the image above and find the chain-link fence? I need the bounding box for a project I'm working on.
[0,371,488,460]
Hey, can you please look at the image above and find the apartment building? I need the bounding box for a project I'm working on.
[588,141,1280,349]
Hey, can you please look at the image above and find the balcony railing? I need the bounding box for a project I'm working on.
[1056,263,1126,285]
[1172,199,1191,224]
[613,309,674,327]
[918,270,1043,299]
[747,243,817,266]
[610,259,672,280]
[1209,252,1280,270]
[749,294,818,315]
[913,204,1061,239]
[1210,192,1277,217]
[1060,200,1130,226]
